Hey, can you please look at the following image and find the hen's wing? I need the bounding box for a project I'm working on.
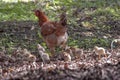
[41,22,56,37]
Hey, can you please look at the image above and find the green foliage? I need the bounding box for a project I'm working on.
[67,38,110,49]
[0,2,36,21]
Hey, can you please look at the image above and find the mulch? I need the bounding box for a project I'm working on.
[0,48,120,80]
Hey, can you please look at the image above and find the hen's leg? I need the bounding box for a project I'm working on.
[60,42,69,51]
[49,47,55,56]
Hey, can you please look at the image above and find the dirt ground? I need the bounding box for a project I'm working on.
[0,48,120,80]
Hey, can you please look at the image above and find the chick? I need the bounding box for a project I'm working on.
[111,39,120,50]
[94,46,107,59]
[14,47,24,58]
[28,54,37,62]
[37,44,45,52]
[114,39,120,44]
[37,44,50,64]
[65,48,74,59]
[22,49,31,58]
[63,52,71,62]
[70,47,83,59]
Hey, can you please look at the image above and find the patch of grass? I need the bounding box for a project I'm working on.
[68,38,110,49]
[0,2,36,21]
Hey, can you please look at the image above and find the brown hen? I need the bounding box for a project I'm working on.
[34,10,68,55]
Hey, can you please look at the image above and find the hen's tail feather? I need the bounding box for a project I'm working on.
[60,12,67,26]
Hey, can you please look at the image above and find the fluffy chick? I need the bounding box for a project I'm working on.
[111,39,120,50]
[22,49,31,58]
[37,44,50,64]
[63,52,71,62]
[14,47,24,58]
[70,47,83,59]
[65,48,74,59]
[94,46,107,59]
[28,54,37,62]
[37,44,45,52]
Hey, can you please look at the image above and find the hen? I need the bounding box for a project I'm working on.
[34,10,68,55]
